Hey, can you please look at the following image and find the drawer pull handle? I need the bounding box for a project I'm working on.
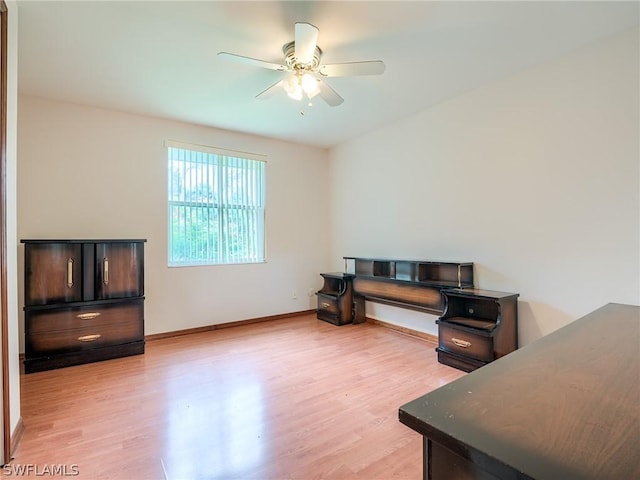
[103,257,109,285]
[452,337,471,348]
[67,258,74,288]
[77,312,101,320]
[78,334,101,342]
[320,303,331,308]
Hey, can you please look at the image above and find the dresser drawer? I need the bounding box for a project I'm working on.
[438,322,494,362]
[26,300,144,356]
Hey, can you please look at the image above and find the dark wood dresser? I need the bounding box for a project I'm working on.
[399,303,640,479]
[22,239,146,373]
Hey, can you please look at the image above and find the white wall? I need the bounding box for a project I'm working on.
[328,29,640,345]
[17,97,331,346]
[15,28,640,352]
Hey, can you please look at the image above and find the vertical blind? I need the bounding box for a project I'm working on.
[167,141,266,266]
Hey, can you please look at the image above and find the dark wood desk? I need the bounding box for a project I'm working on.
[399,303,640,479]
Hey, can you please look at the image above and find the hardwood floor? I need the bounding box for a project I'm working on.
[8,314,464,479]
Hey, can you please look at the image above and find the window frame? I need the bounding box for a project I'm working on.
[166,140,266,267]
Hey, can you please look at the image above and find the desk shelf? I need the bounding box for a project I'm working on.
[346,257,474,287]
[343,257,474,321]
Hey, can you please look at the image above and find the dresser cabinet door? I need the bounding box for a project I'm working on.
[24,243,83,305]
[25,300,144,356]
[94,242,144,299]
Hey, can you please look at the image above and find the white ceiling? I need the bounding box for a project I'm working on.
[17,1,639,149]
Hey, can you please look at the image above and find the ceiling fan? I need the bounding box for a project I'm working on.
[218,22,385,107]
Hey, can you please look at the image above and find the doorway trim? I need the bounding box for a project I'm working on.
[0,0,11,464]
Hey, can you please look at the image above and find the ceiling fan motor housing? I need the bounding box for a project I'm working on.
[283,41,322,72]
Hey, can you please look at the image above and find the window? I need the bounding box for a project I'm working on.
[167,141,266,266]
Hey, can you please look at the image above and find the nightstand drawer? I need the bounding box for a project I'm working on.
[317,294,339,316]
[436,349,487,373]
[438,323,493,362]
[26,300,144,355]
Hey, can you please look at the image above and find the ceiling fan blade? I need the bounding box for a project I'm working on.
[320,61,386,77]
[294,22,319,64]
[217,52,287,71]
[316,79,344,107]
[255,80,284,100]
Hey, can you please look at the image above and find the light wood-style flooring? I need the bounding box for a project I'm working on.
[9,314,464,479]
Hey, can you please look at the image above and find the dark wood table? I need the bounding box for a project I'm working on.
[399,303,640,479]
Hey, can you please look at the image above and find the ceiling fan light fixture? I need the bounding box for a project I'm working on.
[282,74,302,99]
[301,73,320,98]
[288,88,303,101]
[282,73,319,102]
